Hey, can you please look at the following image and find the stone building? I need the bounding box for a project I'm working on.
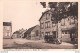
[24,25,40,40]
[39,9,78,42]
[3,22,12,39]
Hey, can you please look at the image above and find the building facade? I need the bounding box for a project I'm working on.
[12,28,27,38]
[39,9,78,42]
[24,25,40,40]
[3,22,12,39]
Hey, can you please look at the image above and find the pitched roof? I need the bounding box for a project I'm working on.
[13,31,20,34]
[39,10,49,21]
[3,22,12,26]
[39,9,54,21]
[25,26,36,34]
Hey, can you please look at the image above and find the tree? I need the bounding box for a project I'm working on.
[49,2,78,38]
[40,2,78,41]
[40,2,78,20]
[40,2,46,8]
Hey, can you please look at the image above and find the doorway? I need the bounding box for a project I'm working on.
[52,31,56,38]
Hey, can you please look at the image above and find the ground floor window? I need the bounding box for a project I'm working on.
[45,32,50,36]
[62,30,70,34]
[62,30,70,38]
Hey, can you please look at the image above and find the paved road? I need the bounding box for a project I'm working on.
[3,38,78,49]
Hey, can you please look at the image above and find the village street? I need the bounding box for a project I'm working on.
[3,38,78,49]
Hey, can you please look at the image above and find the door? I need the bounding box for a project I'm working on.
[52,31,56,38]
[36,30,38,36]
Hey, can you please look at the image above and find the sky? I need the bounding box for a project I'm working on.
[3,0,48,33]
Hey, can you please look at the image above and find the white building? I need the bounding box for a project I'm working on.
[3,22,12,39]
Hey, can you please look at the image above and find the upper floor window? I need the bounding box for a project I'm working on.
[41,23,44,29]
[45,22,47,28]
[46,13,51,20]
[7,27,10,30]
[3,27,6,30]
[70,18,75,25]
[61,19,65,26]
[46,13,48,20]
[45,21,50,28]
[52,22,56,27]
[47,21,50,28]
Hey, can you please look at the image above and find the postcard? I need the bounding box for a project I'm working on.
[0,0,80,51]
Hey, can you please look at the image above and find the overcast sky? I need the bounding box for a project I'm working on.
[3,0,48,33]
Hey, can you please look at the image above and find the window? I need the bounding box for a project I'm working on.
[45,21,50,28]
[65,31,67,34]
[46,13,48,20]
[5,32,7,36]
[61,19,65,26]
[46,13,51,20]
[62,31,64,34]
[67,31,70,34]
[45,32,50,36]
[7,30,10,36]
[62,30,70,34]
[45,22,47,28]
[47,21,50,28]
[70,18,75,24]
[7,27,10,30]
[41,32,44,37]
[3,27,6,31]
[41,23,44,29]
[52,22,56,27]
